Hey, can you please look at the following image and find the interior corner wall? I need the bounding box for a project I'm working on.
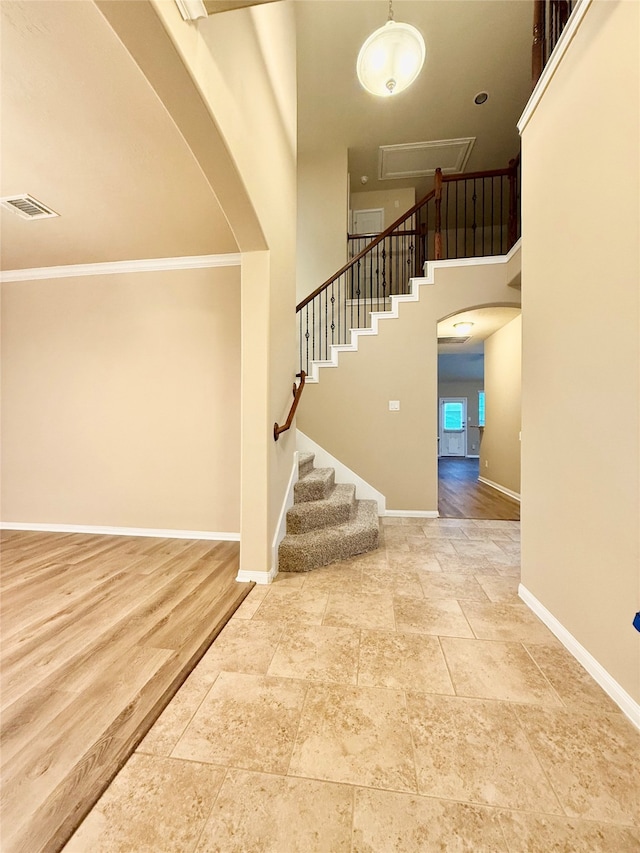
[297,147,348,303]
[520,0,639,702]
[479,315,521,494]
[298,260,520,512]
[0,266,241,532]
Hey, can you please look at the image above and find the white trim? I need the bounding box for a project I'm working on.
[174,0,207,21]
[422,239,522,276]
[478,476,521,503]
[270,452,300,578]
[236,566,278,586]
[305,241,522,383]
[296,430,386,515]
[466,454,480,459]
[385,509,439,518]
[519,584,640,730]
[0,253,242,283]
[0,521,240,540]
[518,0,593,134]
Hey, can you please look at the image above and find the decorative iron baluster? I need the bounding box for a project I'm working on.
[472,178,478,257]
[305,307,310,375]
[356,258,361,328]
[330,282,335,353]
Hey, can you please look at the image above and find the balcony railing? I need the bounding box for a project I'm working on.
[297,158,520,376]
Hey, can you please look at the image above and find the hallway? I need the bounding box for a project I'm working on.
[63,518,638,852]
[438,457,520,521]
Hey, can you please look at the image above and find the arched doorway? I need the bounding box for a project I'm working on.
[437,306,521,519]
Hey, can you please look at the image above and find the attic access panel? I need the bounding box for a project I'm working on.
[379,137,475,181]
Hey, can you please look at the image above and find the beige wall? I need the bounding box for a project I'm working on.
[1,267,241,532]
[141,0,298,575]
[438,379,484,456]
[298,259,520,511]
[520,0,639,701]
[480,315,521,494]
[350,188,416,233]
[297,147,348,303]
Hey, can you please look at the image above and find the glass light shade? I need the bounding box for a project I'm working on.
[356,20,426,97]
[453,322,474,335]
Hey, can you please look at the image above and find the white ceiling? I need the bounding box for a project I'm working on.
[296,0,533,197]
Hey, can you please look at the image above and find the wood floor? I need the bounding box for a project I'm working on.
[0,531,252,853]
[438,457,520,520]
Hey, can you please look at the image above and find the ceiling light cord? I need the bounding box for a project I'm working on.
[388,0,394,22]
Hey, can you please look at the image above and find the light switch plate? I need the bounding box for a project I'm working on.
[389,400,400,411]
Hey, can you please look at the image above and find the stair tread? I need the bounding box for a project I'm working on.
[283,498,377,541]
[294,466,335,503]
[299,467,334,482]
[286,484,356,534]
[288,483,355,517]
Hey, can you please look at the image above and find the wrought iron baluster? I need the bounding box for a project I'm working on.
[491,176,495,255]
[472,178,477,257]
[330,281,336,352]
[500,175,505,254]
[304,307,310,375]
[356,258,361,328]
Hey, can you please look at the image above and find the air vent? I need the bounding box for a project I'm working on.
[1,194,59,220]
[437,336,470,345]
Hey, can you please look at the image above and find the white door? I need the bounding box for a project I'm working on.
[439,397,467,456]
[352,208,384,235]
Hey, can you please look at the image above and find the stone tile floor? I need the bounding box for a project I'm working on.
[63,518,640,852]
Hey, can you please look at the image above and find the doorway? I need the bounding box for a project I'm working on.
[439,397,467,456]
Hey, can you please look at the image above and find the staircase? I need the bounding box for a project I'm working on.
[278,452,379,572]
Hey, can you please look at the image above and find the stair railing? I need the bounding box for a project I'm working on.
[297,158,520,376]
[532,0,574,86]
[274,371,306,441]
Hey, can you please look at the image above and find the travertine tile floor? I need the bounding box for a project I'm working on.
[63,518,640,852]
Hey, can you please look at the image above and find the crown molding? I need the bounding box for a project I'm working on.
[1,253,241,283]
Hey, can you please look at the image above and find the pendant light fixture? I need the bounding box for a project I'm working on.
[356,0,426,97]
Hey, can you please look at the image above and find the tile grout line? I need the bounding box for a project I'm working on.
[506,700,568,819]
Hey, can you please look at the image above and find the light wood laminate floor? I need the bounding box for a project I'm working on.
[438,457,520,520]
[0,530,252,853]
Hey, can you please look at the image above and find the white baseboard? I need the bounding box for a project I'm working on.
[236,566,277,585]
[478,476,521,503]
[466,454,480,459]
[519,584,640,730]
[0,521,240,540]
[270,452,300,579]
[296,430,386,515]
[385,510,439,518]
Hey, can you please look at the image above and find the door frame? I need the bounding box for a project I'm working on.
[438,397,468,457]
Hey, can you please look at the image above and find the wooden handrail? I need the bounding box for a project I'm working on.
[297,189,436,311]
[273,372,306,441]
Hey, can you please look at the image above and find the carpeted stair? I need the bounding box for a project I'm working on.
[278,452,379,572]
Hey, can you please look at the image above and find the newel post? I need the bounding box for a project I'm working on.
[434,167,443,261]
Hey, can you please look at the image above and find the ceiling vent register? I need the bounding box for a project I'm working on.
[1,194,59,220]
[437,336,471,345]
